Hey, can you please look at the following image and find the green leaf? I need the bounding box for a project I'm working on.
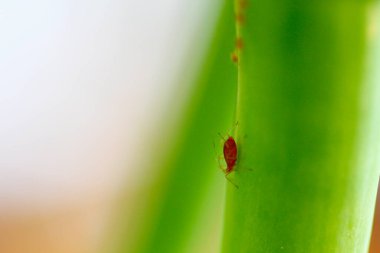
[111,1,237,253]
[222,1,380,252]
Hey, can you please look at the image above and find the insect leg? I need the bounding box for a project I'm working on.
[213,141,227,173]
[218,132,227,141]
[225,174,239,189]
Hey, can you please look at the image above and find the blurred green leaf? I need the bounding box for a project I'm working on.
[111,1,237,253]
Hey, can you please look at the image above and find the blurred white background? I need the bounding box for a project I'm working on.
[0,0,220,212]
[0,0,219,252]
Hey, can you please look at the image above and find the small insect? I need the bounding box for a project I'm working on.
[216,133,239,189]
[223,136,238,174]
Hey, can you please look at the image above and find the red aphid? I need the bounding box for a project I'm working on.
[223,136,238,174]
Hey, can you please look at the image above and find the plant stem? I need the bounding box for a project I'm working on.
[222,1,380,252]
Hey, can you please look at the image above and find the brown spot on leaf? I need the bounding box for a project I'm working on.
[235,13,245,25]
[239,0,249,9]
[236,37,244,50]
[231,52,238,63]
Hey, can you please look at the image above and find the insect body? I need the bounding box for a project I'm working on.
[216,134,239,189]
[223,136,238,174]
